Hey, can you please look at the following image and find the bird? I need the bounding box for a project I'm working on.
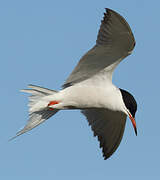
[12,8,137,160]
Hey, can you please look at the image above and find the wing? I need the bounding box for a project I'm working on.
[81,108,127,159]
[63,8,135,88]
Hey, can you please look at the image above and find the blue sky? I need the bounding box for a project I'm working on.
[0,0,160,179]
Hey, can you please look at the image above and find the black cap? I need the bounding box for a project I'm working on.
[119,88,137,118]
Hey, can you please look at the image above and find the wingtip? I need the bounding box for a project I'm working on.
[105,8,111,11]
[105,8,115,14]
[103,153,110,160]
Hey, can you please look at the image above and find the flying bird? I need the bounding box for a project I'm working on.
[13,8,137,160]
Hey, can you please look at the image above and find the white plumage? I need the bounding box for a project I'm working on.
[12,8,137,160]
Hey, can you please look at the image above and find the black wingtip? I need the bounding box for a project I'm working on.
[105,8,117,14]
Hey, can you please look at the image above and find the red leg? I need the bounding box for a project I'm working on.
[48,101,59,110]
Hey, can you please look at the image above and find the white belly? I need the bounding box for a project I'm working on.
[58,83,123,111]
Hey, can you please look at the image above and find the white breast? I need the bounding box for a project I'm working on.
[59,76,125,112]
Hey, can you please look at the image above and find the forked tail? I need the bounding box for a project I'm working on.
[10,84,59,140]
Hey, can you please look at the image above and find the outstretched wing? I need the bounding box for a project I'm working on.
[81,108,127,159]
[63,8,135,88]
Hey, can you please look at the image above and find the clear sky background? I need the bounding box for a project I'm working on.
[0,0,159,179]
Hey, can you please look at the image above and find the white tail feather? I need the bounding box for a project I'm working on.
[28,84,57,94]
[21,85,58,113]
[10,85,59,140]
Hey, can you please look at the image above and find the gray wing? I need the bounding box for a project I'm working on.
[63,8,135,88]
[81,108,127,159]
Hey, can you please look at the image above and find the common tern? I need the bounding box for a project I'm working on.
[12,8,137,160]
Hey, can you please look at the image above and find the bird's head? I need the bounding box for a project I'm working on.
[120,88,137,135]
